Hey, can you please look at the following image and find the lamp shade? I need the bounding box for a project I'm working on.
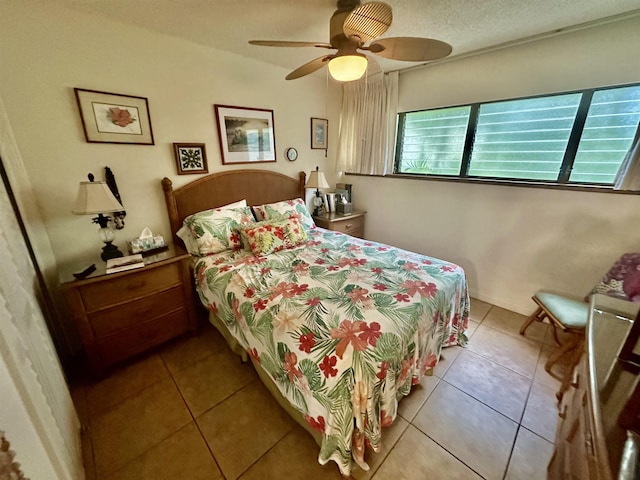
[72,181,123,215]
[328,54,368,82]
[305,170,330,190]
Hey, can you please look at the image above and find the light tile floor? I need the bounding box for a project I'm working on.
[71,298,566,480]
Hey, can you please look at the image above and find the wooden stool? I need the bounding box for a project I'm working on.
[520,291,588,398]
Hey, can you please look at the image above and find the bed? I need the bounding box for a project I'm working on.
[161,169,469,476]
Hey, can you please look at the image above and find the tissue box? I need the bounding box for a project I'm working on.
[128,235,166,254]
[336,202,353,214]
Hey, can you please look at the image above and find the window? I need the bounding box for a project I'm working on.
[394,84,640,186]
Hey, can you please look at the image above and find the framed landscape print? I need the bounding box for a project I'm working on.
[173,143,208,175]
[311,117,328,150]
[214,104,276,164]
[74,88,154,144]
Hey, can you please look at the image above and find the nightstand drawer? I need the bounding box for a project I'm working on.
[89,286,184,338]
[79,263,181,312]
[331,215,365,236]
[313,211,366,239]
[94,309,189,367]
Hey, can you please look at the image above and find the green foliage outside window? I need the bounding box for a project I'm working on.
[395,84,640,186]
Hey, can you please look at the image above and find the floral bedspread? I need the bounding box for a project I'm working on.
[193,228,469,475]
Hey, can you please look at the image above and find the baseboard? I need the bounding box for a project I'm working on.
[467,289,534,317]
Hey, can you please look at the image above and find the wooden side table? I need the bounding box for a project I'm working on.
[313,210,366,239]
[60,245,198,376]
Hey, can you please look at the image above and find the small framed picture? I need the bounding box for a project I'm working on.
[214,104,276,164]
[173,143,208,175]
[74,88,154,144]
[311,117,328,150]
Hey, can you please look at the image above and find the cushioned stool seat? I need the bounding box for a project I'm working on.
[520,290,588,385]
[533,292,589,329]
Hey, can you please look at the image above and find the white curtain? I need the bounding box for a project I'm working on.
[335,70,398,175]
[614,121,640,190]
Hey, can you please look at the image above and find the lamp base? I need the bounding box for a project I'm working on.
[101,242,124,261]
[313,190,324,217]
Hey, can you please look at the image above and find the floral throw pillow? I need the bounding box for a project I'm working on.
[237,217,308,256]
[253,198,315,231]
[284,216,308,246]
[179,206,255,256]
[176,200,247,254]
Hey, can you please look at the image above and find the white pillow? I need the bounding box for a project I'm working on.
[217,199,247,209]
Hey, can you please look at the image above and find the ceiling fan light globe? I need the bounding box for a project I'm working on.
[328,55,367,82]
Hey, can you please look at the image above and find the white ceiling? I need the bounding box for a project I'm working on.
[53,0,640,79]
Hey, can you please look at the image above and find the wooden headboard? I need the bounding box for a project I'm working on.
[162,169,306,244]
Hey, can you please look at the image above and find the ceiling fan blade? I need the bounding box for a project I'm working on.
[343,1,392,43]
[286,55,333,80]
[249,40,332,49]
[368,37,452,61]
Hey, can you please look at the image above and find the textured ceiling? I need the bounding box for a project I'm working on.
[51,0,640,79]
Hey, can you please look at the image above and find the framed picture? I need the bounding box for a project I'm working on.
[619,310,640,373]
[173,143,208,175]
[74,88,154,145]
[214,104,276,164]
[311,117,328,150]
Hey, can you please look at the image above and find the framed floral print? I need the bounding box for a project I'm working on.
[214,104,276,164]
[173,143,209,175]
[74,88,154,145]
[311,117,328,150]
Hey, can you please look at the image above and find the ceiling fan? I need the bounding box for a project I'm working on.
[248,0,452,82]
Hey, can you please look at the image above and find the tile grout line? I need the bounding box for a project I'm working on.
[359,420,411,480]
[407,422,488,479]
[82,360,177,479]
[159,352,229,479]
[235,427,295,480]
[425,343,550,480]
[410,379,514,479]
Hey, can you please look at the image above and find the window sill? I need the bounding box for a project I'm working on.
[344,172,640,195]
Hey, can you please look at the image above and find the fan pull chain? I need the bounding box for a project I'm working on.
[325,69,329,158]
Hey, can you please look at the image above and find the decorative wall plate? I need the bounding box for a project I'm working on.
[285,147,298,161]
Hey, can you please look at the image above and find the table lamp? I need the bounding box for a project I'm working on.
[72,173,125,261]
[305,166,330,216]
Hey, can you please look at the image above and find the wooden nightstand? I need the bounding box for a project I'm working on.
[60,245,198,376]
[313,210,366,239]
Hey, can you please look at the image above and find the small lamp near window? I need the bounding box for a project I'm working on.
[305,166,330,216]
[72,173,125,261]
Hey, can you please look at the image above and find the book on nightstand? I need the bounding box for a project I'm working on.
[105,254,145,274]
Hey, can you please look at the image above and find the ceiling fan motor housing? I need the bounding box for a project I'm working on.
[336,0,361,11]
[330,9,355,47]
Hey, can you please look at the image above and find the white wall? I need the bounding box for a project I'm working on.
[347,15,640,314]
[0,0,340,273]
